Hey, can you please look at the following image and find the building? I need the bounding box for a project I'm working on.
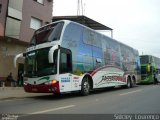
[0,0,53,85]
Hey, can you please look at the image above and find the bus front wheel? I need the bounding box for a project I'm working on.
[81,77,90,96]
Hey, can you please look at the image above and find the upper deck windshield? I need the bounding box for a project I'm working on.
[140,56,150,64]
[24,47,58,77]
[30,22,64,45]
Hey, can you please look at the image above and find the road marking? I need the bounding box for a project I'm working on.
[30,105,75,114]
[120,89,142,96]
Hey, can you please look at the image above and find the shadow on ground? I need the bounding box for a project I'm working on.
[28,85,140,101]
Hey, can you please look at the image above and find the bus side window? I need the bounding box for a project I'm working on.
[60,50,72,73]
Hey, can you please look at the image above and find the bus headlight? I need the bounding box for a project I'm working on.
[52,80,57,84]
[44,80,57,85]
[23,82,28,85]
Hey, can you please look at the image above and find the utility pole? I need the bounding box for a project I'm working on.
[77,0,84,16]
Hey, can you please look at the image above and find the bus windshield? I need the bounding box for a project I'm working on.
[24,47,58,77]
[30,22,64,45]
[140,56,150,64]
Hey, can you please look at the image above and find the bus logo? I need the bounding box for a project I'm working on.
[61,77,70,83]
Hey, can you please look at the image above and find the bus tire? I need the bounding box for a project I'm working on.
[81,77,90,96]
[122,77,132,89]
[53,92,61,97]
[132,76,136,87]
[126,77,132,88]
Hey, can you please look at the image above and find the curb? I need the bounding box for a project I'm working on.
[0,87,53,100]
[0,87,24,91]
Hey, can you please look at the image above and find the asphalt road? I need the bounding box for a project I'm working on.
[0,85,160,120]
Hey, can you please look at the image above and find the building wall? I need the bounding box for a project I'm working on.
[20,0,53,43]
[0,40,26,80]
[0,0,8,36]
[0,0,53,82]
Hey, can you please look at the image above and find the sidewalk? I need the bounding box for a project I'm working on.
[0,87,52,100]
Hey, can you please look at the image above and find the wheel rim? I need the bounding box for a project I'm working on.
[133,80,136,86]
[83,81,90,93]
[127,80,131,88]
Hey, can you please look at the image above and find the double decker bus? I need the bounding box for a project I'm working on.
[14,20,141,95]
[140,55,160,84]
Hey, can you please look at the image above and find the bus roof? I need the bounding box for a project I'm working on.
[52,15,113,30]
[37,20,138,53]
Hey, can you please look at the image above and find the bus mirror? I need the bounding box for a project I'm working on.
[48,45,59,63]
[14,53,23,68]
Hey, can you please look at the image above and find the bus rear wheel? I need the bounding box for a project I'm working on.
[81,77,90,96]
[126,77,132,88]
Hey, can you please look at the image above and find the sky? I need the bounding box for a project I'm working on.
[53,0,160,58]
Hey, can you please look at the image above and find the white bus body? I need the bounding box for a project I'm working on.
[14,20,141,95]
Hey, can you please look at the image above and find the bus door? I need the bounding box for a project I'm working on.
[59,48,72,92]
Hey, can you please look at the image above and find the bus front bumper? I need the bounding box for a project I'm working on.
[140,76,153,84]
[24,83,59,93]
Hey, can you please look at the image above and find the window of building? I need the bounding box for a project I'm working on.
[5,17,21,39]
[0,4,2,13]
[8,0,23,11]
[34,0,44,4]
[8,0,23,20]
[30,17,42,30]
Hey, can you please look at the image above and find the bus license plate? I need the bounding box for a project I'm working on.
[32,88,38,92]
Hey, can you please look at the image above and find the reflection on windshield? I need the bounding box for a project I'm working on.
[24,47,58,77]
[30,22,64,45]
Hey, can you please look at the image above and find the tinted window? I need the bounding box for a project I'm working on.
[24,48,58,77]
[60,49,72,73]
[30,22,64,45]
[140,56,149,64]
[83,29,102,48]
